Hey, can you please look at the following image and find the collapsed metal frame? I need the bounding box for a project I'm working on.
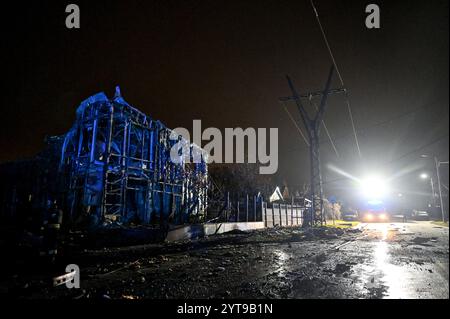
[279,66,345,226]
[59,87,208,228]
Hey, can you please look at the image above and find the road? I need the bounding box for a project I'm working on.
[342,221,449,299]
[13,221,449,299]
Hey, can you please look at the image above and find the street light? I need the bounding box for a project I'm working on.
[421,155,448,222]
[419,172,436,208]
[435,157,447,223]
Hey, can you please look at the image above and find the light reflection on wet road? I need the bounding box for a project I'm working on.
[373,240,408,298]
[349,221,449,299]
[273,249,290,276]
[253,221,448,299]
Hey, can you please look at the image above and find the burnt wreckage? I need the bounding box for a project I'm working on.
[0,87,208,235]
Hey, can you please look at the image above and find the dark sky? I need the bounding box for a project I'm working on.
[2,0,448,204]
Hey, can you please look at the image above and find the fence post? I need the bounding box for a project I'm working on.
[272,203,275,227]
[291,198,294,225]
[261,199,264,223]
[261,202,267,227]
[246,194,249,222]
[278,203,282,226]
[285,204,288,226]
[280,204,283,226]
[254,196,257,222]
[226,192,230,222]
[236,200,240,222]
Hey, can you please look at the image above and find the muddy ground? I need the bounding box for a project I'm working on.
[5,221,449,299]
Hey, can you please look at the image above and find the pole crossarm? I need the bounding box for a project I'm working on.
[279,88,346,102]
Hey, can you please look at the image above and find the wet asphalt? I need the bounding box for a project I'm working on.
[17,220,450,299]
[348,221,449,299]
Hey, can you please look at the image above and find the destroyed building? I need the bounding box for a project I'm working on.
[0,87,208,233]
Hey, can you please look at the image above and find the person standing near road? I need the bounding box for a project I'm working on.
[403,209,410,223]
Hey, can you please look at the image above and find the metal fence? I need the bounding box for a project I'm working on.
[262,198,311,227]
[205,192,263,223]
[205,192,310,228]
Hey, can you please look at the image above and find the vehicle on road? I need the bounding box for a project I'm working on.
[342,211,359,221]
[412,210,430,221]
[359,200,389,222]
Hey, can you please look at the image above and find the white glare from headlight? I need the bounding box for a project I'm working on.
[360,175,389,200]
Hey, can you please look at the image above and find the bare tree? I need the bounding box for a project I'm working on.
[208,163,273,199]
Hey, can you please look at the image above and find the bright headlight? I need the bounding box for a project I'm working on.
[360,175,389,199]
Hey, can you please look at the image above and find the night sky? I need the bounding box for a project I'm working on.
[2,0,448,205]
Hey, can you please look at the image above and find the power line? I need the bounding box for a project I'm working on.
[323,134,449,186]
[383,134,449,166]
[282,96,340,157]
[322,101,429,145]
[285,97,440,155]
[311,99,340,158]
[310,0,362,159]
[344,97,361,157]
[281,101,310,147]
[309,0,344,85]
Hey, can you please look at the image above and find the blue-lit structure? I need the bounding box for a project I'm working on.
[0,87,208,231]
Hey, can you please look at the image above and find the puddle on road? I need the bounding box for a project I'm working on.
[353,224,415,298]
[258,245,294,278]
[273,249,290,276]
[373,241,411,298]
[352,241,412,298]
